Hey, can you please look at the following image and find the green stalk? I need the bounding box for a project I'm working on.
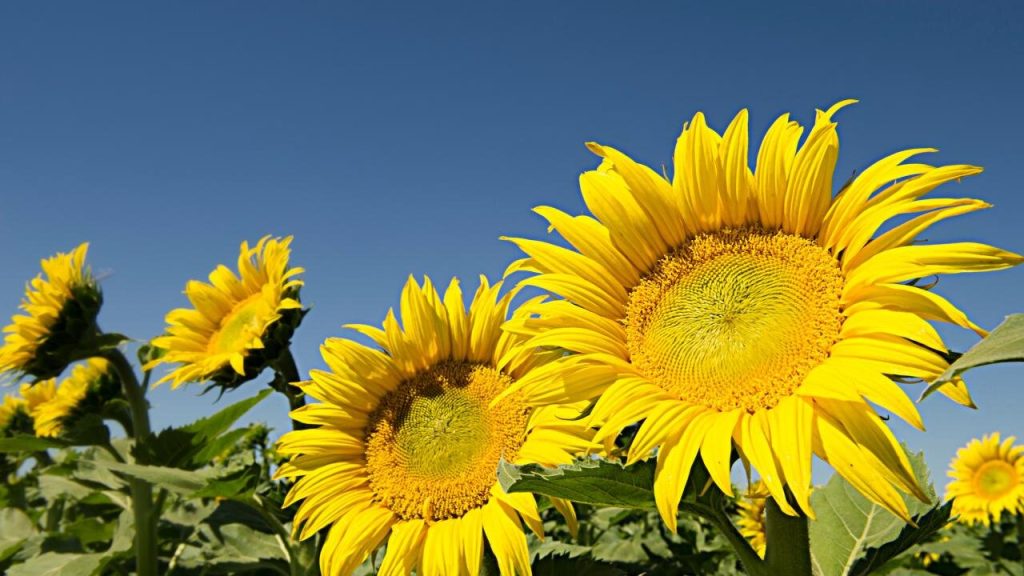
[1016,512,1023,573]
[764,496,811,576]
[687,502,768,576]
[270,349,307,428]
[105,348,158,576]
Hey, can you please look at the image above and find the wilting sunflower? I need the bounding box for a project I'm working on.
[736,481,769,558]
[276,276,594,576]
[0,243,101,380]
[32,358,115,438]
[148,236,304,388]
[502,101,1022,529]
[945,433,1024,526]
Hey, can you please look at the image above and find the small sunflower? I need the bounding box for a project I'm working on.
[0,395,28,433]
[737,481,769,558]
[945,433,1024,526]
[32,358,115,438]
[0,243,101,380]
[502,101,1022,529]
[276,276,594,576]
[148,236,304,389]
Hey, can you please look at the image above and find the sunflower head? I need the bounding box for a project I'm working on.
[0,394,30,435]
[0,244,102,380]
[32,358,119,438]
[148,236,305,390]
[503,101,1022,530]
[276,275,594,576]
[736,480,769,558]
[946,433,1024,526]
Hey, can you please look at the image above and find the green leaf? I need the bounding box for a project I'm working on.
[530,555,624,576]
[848,501,952,576]
[147,389,271,468]
[0,508,36,562]
[61,415,110,447]
[808,450,939,576]
[38,475,94,501]
[82,460,211,494]
[499,459,656,509]
[174,523,288,572]
[923,313,1024,400]
[191,464,262,499]
[0,436,67,453]
[6,552,105,576]
[529,539,592,561]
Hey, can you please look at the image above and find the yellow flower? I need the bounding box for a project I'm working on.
[945,433,1024,526]
[32,358,113,438]
[149,236,304,388]
[737,481,769,558]
[502,101,1022,529]
[20,379,57,413]
[0,394,27,432]
[0,244,100,379]
[276,276,594,576]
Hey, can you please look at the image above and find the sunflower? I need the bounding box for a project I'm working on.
[20,379,57,414]
[148,236,304,388]
[0,395,27,433]
[945,433,1024,526]
[736,481,769,558]
[502,101,1022,529]
[276,276,594,576]
[0,243,100,380]
[32,358,114,438]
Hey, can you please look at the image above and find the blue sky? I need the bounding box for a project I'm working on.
[1,1,1021,485]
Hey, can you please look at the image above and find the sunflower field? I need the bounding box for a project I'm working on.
[2,103,1023,576]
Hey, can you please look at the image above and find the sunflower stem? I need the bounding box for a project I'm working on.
[695,503,768,576]
[764,496,811,576]
[105,348,158,576]
[1017,512,1023,571]
[271,348,306,427]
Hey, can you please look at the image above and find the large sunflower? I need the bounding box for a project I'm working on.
[149,236,303,388]
[0,243,100,379]
[945,433,1024,526]
[502,101,1021,528]
[276,276,594,576]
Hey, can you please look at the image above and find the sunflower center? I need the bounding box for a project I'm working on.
[208,295,274,355]
[973,460,1018,499]
[626,227,844,413]
[364,361,530,521]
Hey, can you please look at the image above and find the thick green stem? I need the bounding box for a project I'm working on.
[271,349,307,429]
[764,496,812,576]
[690,502,768,576]
[1016,512,1023,573]
[105,349,158,576]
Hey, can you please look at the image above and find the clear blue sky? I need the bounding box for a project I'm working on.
[1,1,1021,486]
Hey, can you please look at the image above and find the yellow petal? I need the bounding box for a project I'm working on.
[481,500,530,576]
[699,409,742,497]
[379,519,427,576]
